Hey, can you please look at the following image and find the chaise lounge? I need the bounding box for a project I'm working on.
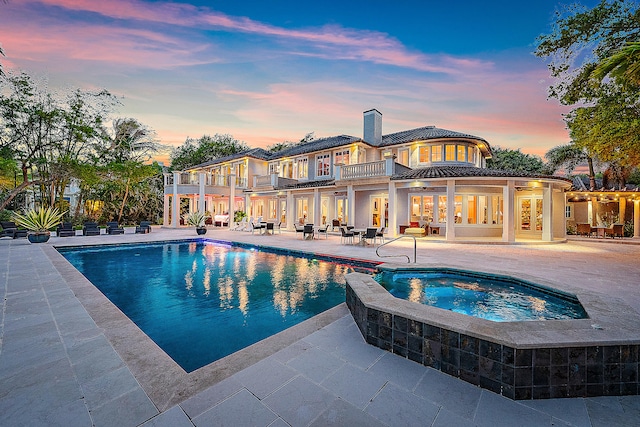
[106,221,124,235]
[0,221,28,239]
[56,222,75,237]
[83,222,101,236]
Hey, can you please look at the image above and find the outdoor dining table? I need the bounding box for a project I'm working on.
[351,229,367,245]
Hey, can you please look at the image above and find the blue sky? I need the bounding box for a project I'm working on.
[1,0,599,163]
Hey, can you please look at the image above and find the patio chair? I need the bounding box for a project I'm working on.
[576,223,593,237]
[106,221,124,235]
[316,225,328,239]
[605,224,624,239]
[265,222,275,235]
[136,221,152,234]
[331,219,341,231]
[303,224,315,240]
[361,227,378,245]
[375,227,386,244]
[274,221,282,234]
[294,223,305,238]
[57,222,75,237]
[251,220,266,235]
[340,226,355,244]
[83,222,100,236]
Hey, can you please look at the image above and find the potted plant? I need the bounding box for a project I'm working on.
[11,207,66,243]
[184,212,208,235]
[74,225,84,236]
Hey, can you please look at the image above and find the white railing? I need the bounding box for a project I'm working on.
[341,160,386,179]
[255,175,272,187]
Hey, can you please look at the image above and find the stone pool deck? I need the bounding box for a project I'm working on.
[1,228,639,426]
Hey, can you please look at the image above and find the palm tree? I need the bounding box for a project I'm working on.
[545,143,597,190]
[592,42,640,87]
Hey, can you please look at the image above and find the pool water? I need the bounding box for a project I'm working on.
[59,241,374,372]
[374,269,588,322]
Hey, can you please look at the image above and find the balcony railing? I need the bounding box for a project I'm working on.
[336,159,410,181]
[340,161,386,179]
[164,173,248,188]
[253,174,298,189]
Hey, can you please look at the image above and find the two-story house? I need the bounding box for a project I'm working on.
[164,109,571,242]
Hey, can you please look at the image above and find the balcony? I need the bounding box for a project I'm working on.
[253,174,298,189]
[336,159,411,181]
[164,173,248,195]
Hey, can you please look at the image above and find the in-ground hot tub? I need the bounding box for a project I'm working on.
[374,268,588,322]
[346,264,640,400]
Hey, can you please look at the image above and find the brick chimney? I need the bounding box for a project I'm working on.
[363,109,382,145]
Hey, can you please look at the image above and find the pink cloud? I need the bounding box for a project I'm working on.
[26,0,491,75]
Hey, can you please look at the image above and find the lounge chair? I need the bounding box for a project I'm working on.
[136,221,152,234]
[1,221,28,239]
[83,222,100,236]
[106,221,124,235]
[57,222,75,237]
[232,217,247,231]
[340,226,355,244]
[303,224,315,240]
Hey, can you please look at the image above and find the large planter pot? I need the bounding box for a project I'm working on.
[124,226,136,234]
[196,227,207,235]
[28,232,51,243]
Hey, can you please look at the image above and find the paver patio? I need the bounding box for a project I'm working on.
[1,228,639,426]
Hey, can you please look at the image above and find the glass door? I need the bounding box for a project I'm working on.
[370,196,388,227]
[336,197,348,225]
[517,196,542,234]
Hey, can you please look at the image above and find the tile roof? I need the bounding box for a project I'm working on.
[188,148,273,169]
[571,176,640,192]
[380,126,490,149]
[392,165,572,182]
[270,135,362,158]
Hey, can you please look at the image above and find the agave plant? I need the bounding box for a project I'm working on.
[184,211,207,228]
[12,206,67,233]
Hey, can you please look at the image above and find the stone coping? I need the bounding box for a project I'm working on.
[43,244,350,412]
[347,262,640,349]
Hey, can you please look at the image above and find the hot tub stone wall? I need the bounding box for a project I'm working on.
[346,284,639,400]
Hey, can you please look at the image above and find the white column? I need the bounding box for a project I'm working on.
[542,184,552,241]
[163,194,170,227]
[198,172,206,215]
[502,180,515,242]
[286,191,294,230]
[229,167,236,230]
[172,171,180,228]
[347,185,355,227]
[445,179,455,241]
[387,181,397,237]
[634,200,640,239]
[313,188,321,226]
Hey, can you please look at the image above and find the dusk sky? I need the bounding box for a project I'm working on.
[1,0,599,163]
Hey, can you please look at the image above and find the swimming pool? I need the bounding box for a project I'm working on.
[374,269,588,322]
[59,240,376,372]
